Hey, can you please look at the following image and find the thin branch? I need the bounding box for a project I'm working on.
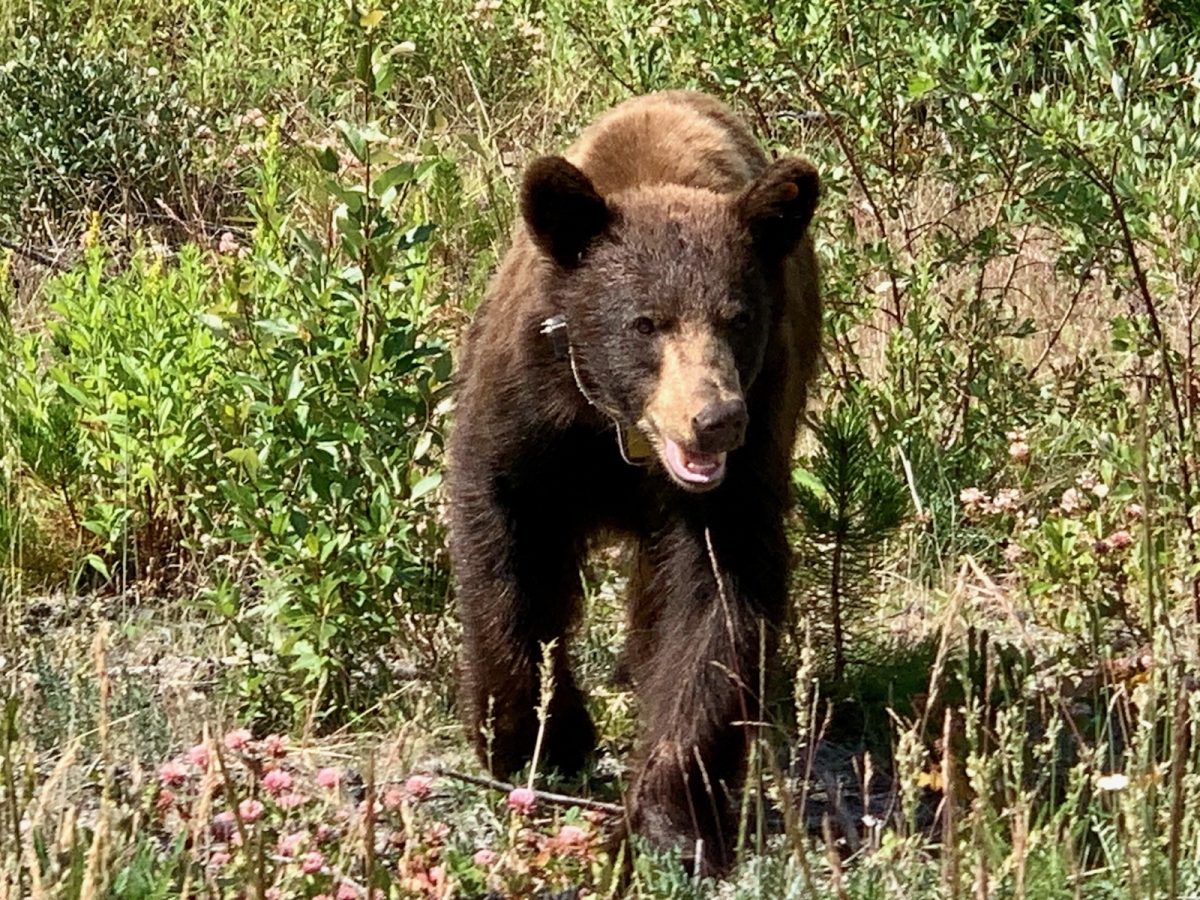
[561,16,638,95]
[0,236,71,272]
[1029,275,1090,378]
[791,68,904,328]
[431,766,623,815]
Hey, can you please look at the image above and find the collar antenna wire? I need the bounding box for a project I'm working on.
[540,315,652,466]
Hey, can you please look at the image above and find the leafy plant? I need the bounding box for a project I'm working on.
[0,32,203,238]
[793,401,909,681]
[207,27,451,727]
[14,237,227,586]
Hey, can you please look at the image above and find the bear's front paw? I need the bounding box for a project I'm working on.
[628,742,735,877]
[538,689,597,776]
[630,804,731,878]
[478,689,597,781]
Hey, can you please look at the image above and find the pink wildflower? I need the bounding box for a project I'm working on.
[224,728,253,751]
[263,769,294,796]
[992,488,1020,512]
[1060,488,1084,514]
[277,791,309,809]
[262,734,288,757]
[316,767,341,790]
[155,789,176,812]
[507,786,536,815]
[405,775,434,800]
[336,884,359,900]
[216,231,242,256]
[159,761,188,787]
[238,798,265,823]
[209,851,231,868]
[278,830,306,857]
[1107,529,1134,550]
[316,823,337,845]
[266,890,283,900]
[382,785,405,811]
[1127,503,1145,520]
[473,848,498,867]
[187,744,211,770]
[300,851,326,874]
[1008,434,1030,462]
[429,865,445,887]
[556,824,588,847]
[211,810,237,841]
[959,487,987,508]
[238,108,268,129]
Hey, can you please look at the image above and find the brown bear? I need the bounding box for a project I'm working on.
[447,90,821,875]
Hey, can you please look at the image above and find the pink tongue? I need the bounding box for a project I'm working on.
[664,439,726,483]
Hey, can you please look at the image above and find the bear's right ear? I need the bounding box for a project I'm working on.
[736,158,820,261]
[521,156,612,268]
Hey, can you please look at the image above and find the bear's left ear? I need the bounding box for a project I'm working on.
[521,156,613,269]
[736,158,820,260]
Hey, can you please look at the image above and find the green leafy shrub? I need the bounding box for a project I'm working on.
[13,158,450,727]
[14,238,226,585]
[0,33,201,236]
[206,59,452,727]
[7,21,454,728]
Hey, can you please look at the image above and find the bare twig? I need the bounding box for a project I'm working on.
[0,236,71,271]
[431,766,623,815]
[561,16,638,95]
[794,70,904,328]
[1029,274,1091,378]
[1168,671,1190,897]
[364,752,377,894]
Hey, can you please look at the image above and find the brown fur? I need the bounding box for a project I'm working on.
[448,90,821,875]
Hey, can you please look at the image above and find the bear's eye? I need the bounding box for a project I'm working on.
[730,311,752,331]
[632,316,656,336]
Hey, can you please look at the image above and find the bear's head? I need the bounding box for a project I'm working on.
[521,154,819,492]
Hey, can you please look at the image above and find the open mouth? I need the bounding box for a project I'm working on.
[662,437,727,490]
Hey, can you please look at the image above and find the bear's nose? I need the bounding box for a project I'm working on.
[692,398,748,453]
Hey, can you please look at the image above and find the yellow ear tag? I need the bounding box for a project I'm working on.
[618,425,654,465]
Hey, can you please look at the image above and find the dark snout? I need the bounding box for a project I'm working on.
[692,398,748,454]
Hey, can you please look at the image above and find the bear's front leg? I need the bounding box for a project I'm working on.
[628,504,788,876]
[449,481,597,780]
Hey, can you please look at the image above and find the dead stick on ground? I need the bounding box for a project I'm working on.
[432,766,623,815]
